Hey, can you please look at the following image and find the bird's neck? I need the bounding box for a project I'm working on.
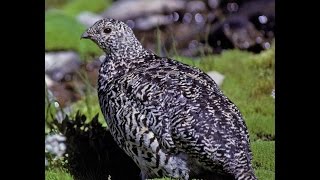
[106,43,151,61]
[98,43,156,88]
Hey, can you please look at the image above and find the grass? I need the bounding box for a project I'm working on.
[68,69,106,125]
[252,141,275,180]
[252,141,275,172]
[45,0,71,9]
[62,0,112,17]
[45,9,103,60]
[46,47,275,179]
[46,168,73,180]
[69,94,106,126]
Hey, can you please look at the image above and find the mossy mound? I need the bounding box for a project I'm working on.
[45,10,103,60]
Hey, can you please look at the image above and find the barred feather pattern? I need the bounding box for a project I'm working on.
[82,18,257,180]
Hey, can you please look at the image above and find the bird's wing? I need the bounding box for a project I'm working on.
[113,57,252,172]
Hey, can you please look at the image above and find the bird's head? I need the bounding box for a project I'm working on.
[81,18,144,56]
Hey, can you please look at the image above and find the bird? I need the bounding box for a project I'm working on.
[81,18,257,180]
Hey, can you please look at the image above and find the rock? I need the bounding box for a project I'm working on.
[208,0,220,9]
[45,54,102,108]
[45,134,67,157]
[45,74,56,89]
[45,54,82,108]
[134,14,174,31]
[101,0,185,21]
[271,88,275,99]
[207,71,225,87]
[45,158,48,166]
[46,81,81,107]
[186,1,207,13]
[76,11,103,28]
[45,51,81,81]
[207,16,265,53]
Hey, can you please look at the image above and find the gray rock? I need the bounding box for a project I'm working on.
[208,0,219,9]
[134,15,173,31]
[98,55,106,63]
[45,74,56,89]
[101,0,185,21]
[45,51,81,81]
[271,89,275,99]
[186,1,207,13]
[45,133,67,157]
[76,11,103,28]
[207,71,225,87]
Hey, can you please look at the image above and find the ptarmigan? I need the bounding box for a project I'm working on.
[81,18,257,180]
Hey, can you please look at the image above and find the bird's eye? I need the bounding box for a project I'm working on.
[104,28,112,34]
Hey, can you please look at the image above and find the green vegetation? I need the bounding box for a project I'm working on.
[252,141,275,172]
[46,168,73,180]
[45,10,103,60]
[45,0,71,9]
[252,141,275,180]
[70,94,106,125]
[62,0,112,17]
[45,0,114,59]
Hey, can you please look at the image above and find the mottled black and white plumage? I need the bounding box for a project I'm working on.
[81,18,257,180]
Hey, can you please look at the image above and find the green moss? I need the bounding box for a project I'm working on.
[62,0,112,17]
[252,141,275,173]
[255,169,275,180]
[46,168,73,180]
[45,10,103,60]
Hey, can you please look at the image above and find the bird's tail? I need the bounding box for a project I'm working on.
[235,169,257,180]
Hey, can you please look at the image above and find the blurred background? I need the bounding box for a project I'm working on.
[45,0,275,179]
[45,0,274,108]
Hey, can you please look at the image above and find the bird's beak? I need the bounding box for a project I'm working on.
[81,31,90,39]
